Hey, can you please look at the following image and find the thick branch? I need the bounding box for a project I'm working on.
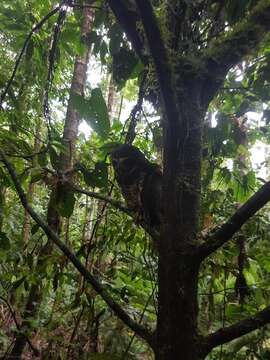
[201,305,270,356]
[135,0,179,128]
[108,0,146,63]
[202,0,270,104]
[198,181,270,259]
[0,150,153,346]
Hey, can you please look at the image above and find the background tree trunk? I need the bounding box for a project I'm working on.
[7,6,94,358]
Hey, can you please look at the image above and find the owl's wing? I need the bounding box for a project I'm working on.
[141,169,162,228]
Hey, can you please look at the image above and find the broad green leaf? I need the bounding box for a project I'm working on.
[38,146,48,167]
[0,231,10,250]
[31,223,40,235]
[113,47,139,89]
[100,142,121,155]
[49,146,60,170]
[100,41,108,64]
[55,184,76,218]
[11,276,26,290]
[108,23,122,55]
[87,88,110,138]
[80,161,108,189]
[71,89,110,139]
[30,168,45,183]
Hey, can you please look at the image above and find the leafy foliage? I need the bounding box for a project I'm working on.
[1,0,270,359]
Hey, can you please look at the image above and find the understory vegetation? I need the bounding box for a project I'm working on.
[2,0,270,359]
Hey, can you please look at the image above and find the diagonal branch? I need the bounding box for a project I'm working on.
[198,181,270,259]
[71,183,159,241]
[0,149,153,346]
[201,304,270,356]
[201,0,270,105]
[70,183,131,215]
[135,0,179,128]
[108,0,146,63]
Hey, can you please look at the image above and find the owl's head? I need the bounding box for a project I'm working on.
[110,144,149,179]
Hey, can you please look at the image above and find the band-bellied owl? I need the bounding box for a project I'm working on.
[110,144,162,231]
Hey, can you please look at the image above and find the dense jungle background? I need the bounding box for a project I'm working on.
[2,0,270,359]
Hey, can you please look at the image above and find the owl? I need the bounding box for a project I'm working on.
[110,144,162,231]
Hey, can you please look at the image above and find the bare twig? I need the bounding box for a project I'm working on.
[70,183,130,215]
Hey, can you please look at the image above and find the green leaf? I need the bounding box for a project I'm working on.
[55,184,76,218]
[79,161,108,188]
[26,39,34,61]
[100,142,121,155]
[87,88,110,138]
[100,41,108,64]
[11,276,26,290]
[49,146,60,170]
[108,23,123,55]
[0,232,10,250]
[113,47,139,89]
[30,169,45,183]
[31,223,40,235]
[38,146,48,167]
[0,167,12,187]
[71,89,110,139]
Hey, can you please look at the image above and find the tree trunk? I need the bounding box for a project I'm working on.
[156,90,204,359]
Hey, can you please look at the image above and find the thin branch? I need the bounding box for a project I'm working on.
[201,305,270,356]
[5,146,49,161]
[125,69,147,145]
[70,4,103,10]
[71,183,159,241]
[0,149,154,346]
[70,183,131,215]
[198,181,270,259]
[0,6,61,108]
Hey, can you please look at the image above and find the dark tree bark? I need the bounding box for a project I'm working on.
[134,0,270,359]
